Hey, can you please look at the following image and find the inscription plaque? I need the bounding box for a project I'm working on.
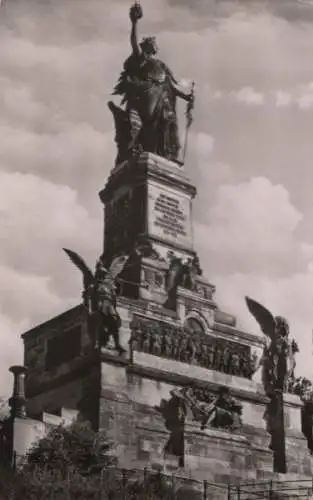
[149,186,192,247]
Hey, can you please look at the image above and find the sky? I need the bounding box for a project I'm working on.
[1,0,313,395]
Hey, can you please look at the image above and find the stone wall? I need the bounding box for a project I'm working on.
[23,306,93,395]
[283,392,312,476]
[26,366,100,428]
[99,348,274,480]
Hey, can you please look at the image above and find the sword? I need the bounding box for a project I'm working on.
[182,81,195,164]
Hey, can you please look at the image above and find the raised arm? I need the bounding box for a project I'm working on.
[129,3,143,57]
[130,21,140,56]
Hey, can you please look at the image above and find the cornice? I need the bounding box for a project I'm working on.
[22,305,84,341]
[126,363,269,405]
[25,352,99,398]
[213,322,264,348]
[99,153,197,204]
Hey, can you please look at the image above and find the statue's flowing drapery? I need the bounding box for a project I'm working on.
[111,54,181,163]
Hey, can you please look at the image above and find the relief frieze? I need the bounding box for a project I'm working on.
[130,315,257,379]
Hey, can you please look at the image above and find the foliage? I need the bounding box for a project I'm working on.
[24,420,116,476]
[7,420,117,499]
[2,466,194,500]
[0,419,194,499]
[11,468,107,500]
[123,471,180,500]
[0,399,10,421]
[0,465,20,500]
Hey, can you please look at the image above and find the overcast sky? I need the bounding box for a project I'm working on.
[1,0,313,395]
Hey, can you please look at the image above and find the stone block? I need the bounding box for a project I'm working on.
[183,423,274,483]
[283,392,303,434]
[285,435,312,476]
[13,418,47,463]
[242,400,268,431]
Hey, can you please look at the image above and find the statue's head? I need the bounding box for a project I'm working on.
[95,257,106,272]
[140,36,158,57]
[274,316,289,337]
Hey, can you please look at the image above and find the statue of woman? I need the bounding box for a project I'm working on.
[110,2,193,165]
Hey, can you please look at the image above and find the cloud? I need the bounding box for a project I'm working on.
[0,266,62,325]
[188,132,234,208]
[0,171,102,394]
[0,313,28,398]
[0,78,46,127]
[297,82,313,110]
[212,269,313,379]
[0,171,102,296]
[233,87,264,106]
[194,132,215,158]
[0,266,66,398]
[197,177,304,274]
[275,90,292,107]
[195,176,313,378]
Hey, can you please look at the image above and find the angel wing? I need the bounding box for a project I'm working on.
[113,55,136,105]
[245,296,276,340]
[63,248,95,289]
[108,254,129,279]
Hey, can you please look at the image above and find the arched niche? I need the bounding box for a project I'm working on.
[184,311,208,335]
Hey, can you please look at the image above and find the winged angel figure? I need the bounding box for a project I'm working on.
[63,249,129,355]
[245,297,298,395]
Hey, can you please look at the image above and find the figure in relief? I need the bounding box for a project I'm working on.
[164,252,203,310]
[164,253,183,310]
[245,297,298,395]
[155,389,187,467]
[109,1,194,165]
[195,386,242,431]
[63,249,129,355]
[157,386,242,438]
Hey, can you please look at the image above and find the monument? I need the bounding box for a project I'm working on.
[12,1,313,493]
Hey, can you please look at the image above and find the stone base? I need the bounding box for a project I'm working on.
[184,423,273,483]
[284,392,312,476]
[100,152,196,268]
[285,432,313,476]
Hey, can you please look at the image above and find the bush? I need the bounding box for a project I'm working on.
[0,420,188,499]
[11,420,116,499]
[24,420,116,476]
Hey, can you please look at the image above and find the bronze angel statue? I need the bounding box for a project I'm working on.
[63,249,129,355]
[108,1,194,166]
[245,297,298,395]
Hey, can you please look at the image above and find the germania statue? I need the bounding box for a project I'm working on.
[108,1,194,166]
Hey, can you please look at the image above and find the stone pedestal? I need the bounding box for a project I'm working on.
[98,318,273,480]
[184,423,272,483]
[284,392,312,475]
[99,153,198,304]
[100,152,196,262]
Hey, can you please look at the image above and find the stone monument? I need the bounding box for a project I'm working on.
[18,1,313,492]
